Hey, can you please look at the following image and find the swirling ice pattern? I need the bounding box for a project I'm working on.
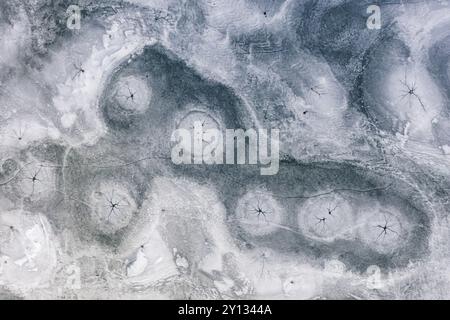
[0,0,449,300]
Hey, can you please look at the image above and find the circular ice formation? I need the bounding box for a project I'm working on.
[16,162,56,200]
[89,181,137,234]
[356,207,409,254]
[382,65,442,138]
[0,210,58,292]
[112,75,152,114]
[296,194,355,242]
[235,190,284,236]
[361,37,444,140]
[175,108,223,161]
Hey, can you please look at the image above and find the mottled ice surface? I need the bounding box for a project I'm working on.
[1,0,450,299]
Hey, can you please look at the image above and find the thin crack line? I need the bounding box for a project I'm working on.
[270,184,393,199]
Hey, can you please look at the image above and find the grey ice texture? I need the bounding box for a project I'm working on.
[0,0,450,300]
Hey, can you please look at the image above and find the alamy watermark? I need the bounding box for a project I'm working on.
[367,5,381,30]
[67,5,81,30]
[171,122,280,176]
